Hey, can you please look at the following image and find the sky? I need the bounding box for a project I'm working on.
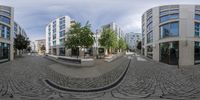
[0,0,200,41]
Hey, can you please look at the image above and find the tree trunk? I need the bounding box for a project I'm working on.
[77,47,79,59]
[84,47,86,59]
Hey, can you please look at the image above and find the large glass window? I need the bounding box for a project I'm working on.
[0,15,10,24]
[195,22,200,37]
[160,22,179,39]
[195,42,200,64]
[195,14,200,20]
[147,31,153,43]
[53,21,56,33]
[160,14,178,23]
[160,41,179,65]
[0,43,10,60]
[0,24,10,39]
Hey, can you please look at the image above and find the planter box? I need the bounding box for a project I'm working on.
[45,54,94,67]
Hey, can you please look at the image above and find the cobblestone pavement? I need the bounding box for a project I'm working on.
[1,54,200,100]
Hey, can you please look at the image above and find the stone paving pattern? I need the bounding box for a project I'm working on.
[0,54,200,100]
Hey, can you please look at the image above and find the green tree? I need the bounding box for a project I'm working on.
[65,22,81,57]
[98,29,118,54]
[118,37,126,52]
[65,21,94,58]
[14,34,30,56]
[79,21,94,58]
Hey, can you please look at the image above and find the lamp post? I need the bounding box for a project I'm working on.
[95,30,99,58]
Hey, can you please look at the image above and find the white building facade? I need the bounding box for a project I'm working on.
[0,5,14,63]
[125,32,141,50]
[100,22,124,39]
[142,5,200,65]
[45,16,75,56]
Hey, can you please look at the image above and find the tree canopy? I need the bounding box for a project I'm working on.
[118,37,126,50]
[98,29,118,49]
[65,21,94,49]
[14,34,30,51]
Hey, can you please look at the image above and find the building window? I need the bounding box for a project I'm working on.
[59,24,65,30]
[0,15,10,24]
[147,31,153,43]
[53,41,56,46]
[146,23,153,33]
[0,24,10,39]
[160,22,179,39]
[59,17,65,25]
[147,16,152,25]
[195,42,200,64]
[0,11,11,17]
[0,43,10,60]
[59,48,65,56]
[60,30,65,37]
[48,49,51,54]
[160,41,179,65]
[53,21,56,33]
[53,34,56,40]
[160,14,178,23]
[195,14,200,20]
[195,22,200,37]
[59,38,65,45]
[142,38,145,45]
[147,45,153,59]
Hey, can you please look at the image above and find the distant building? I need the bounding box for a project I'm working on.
[30,41,36,52]
[35,39,45,55]
[45,16,75,56]
[125,32,141,50]
[14,22,27,38]
[100,22,124,38]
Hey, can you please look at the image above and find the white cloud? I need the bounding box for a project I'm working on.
[0,0,200,41]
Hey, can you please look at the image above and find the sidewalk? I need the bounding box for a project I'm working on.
[48,55,127,78]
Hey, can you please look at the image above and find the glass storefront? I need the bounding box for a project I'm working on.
[0,42,10,60]
[160,41,179,65]
[195,42,200,64]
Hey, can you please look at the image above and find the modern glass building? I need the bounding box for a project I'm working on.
[0,5,14,63]
[45,16,75,56]
[142,5,200,65]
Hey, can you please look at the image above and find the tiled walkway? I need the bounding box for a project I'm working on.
[0,54,200,100]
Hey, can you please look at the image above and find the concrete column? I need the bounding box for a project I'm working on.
[10,7,14,61]
[153,43,160,61]
[179,40,194,66]
[56,47,59,56]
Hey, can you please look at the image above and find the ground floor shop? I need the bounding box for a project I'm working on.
[142,40,200,66]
